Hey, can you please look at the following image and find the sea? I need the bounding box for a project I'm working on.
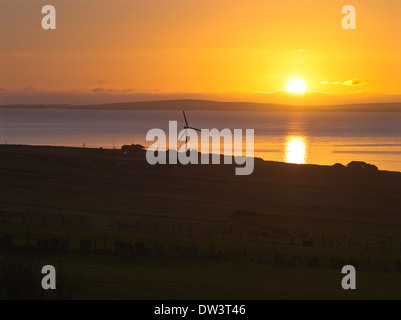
[1,109,400,172]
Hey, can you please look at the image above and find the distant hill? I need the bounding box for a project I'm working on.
[1,99,401,112]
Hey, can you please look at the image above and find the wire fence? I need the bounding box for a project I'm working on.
[1,208,401,273]
[1,207,400,253]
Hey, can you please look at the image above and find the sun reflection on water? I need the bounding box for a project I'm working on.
[284,136,308,164]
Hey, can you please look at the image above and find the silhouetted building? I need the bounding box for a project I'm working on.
[121,144,145,155]
[347,161,378,171]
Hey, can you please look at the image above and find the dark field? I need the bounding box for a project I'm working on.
[0,144,400,299]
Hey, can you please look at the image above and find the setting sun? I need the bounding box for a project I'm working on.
[286,79,307,94]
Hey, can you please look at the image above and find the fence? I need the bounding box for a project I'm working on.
[0,207,400,253]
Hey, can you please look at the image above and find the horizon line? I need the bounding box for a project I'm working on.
[1,98,401,108]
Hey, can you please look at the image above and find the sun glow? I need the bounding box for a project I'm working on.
[286,79,307,93]
[284,136,308,164]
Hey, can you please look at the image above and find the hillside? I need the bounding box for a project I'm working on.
[1,99,401,112]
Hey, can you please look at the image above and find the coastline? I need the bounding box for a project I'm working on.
[1,99,401,112]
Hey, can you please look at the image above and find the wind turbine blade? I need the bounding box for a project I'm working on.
[185,129,188,152]
[178,130,186,141]
[183,111,189,127]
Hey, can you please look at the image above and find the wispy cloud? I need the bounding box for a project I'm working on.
[321,78,368,86]
[255,89,332,95]
[90,79,128,85]
[107,88,133,93]
[255,89,286,94]
[343,78,368,86]
[92,87,133,93]
[93,80,109,85]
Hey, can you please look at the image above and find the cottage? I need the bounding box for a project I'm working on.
[347,161,378,171]
[121,144,145,155]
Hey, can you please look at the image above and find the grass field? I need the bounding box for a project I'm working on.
[0,145,400,299]
[1,221,400,299]
[3,250,400,300]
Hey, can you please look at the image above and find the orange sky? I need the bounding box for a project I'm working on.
[0,0,400,105]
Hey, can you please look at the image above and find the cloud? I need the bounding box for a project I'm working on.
[91,79,128,85]
[92,87,133,93]
[23,86,33,91]
[343,78,368,86]
[108,88,133,93]
[320,78,368,86]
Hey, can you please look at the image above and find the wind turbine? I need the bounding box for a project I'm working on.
[179,111,201,152]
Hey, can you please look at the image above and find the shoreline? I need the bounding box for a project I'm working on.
[1,99,401,112]
[1,143,399,175]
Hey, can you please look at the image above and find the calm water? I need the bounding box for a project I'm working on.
[1,109,401,172]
